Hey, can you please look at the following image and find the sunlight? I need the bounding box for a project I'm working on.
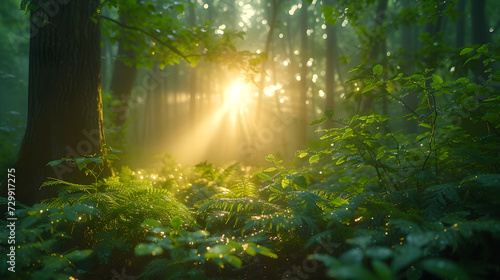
[226,80,244,107]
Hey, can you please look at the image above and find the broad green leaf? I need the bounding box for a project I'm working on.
[102,154,119,160]
[257,172,272,181]
[464,53,481,66]
[141,219,161,228]
[65,250,93,262]
[477,43,489,54]
[293,176,307,189]
[459,47,474,56]
[298,152,308,158]
[170,216,182,230]
[135,243,164,256]
[418,258,469,280]
[309,155,320,164]
[358,176,370,185]
[431,74,443,84]
[329,197,349,206]
[227,255,242,268]
[325,109,335,119]
[281,178,290,188]
[342,128,354,139]
[373,64,383,75]
[339,176,351,183]
[309,117,327,126]
[362,84,376,93]
[264,167,277,172]
[372,260,392,280]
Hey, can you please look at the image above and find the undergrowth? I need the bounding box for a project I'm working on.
[1,45,499,280]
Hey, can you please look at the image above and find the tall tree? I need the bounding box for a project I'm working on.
[297,2,310,149]
[12,0,110,205]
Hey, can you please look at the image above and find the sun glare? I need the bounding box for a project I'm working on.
[227,80,244,106]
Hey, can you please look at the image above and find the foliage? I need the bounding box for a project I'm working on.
[134,217,277,280]
[0,111,24,171]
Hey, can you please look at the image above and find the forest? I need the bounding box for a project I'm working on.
[0,0,499,279]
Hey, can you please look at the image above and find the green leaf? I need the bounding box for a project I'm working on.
[329,197,349,206]
[293,176,308,190]
[174,2,184,13]
[362,84,376,93]
[47,159,64,166]
[348,66,362,73]
[372,260,392,280]
[358,176,370,185]
[281,178,290,188]
[65,250,93,262]
[325,109,335,119]
[342,128,354,139]
[339,176,351,183]
[170,217,182,230]
[257,172,272,181]
[464,53,481,66]
[309,155,320,164]
[102,154,119,160]
[418,258,469,280]
[298,152,308,158]
[135,243,164,256]
[265,154,275,162]
[459,47,474,56]
[309,117,328,126]
[477,43,489,54]
[227,255,242,268]
[141,219,161,228]
[264,167,277,172]
[373,64,383,75]
[431,74,443,84]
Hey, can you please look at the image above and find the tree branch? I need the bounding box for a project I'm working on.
[99,15,191,63]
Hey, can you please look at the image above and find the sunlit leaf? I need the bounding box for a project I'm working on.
[362,84,376,93]
[309,155,320,164]
[373,64,383,75]
[265,154,275,162]
[170,216,182,230]
[264,167,277,172]
[309,117,328,126]
[257,172,272,181]
[459,47,474,56]
[135,243,164,256]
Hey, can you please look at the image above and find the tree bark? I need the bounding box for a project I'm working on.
[12,0,110,205]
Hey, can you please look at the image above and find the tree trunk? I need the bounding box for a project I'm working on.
[12,0,110,205]
[455,0,466,48]
[325,22,337,112]
[297,3,309,149]
[361,0,388,113]
[109,14,138,127]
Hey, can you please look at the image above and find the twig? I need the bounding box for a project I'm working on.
[99,15,191,63]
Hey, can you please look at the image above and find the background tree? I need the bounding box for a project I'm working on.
[12,0,109,205]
